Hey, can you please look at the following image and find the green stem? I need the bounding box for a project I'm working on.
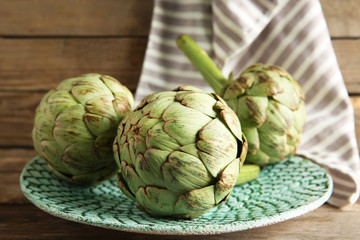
[176,34,228,95]
[236,164,261,185]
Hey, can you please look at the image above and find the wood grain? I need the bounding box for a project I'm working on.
[0,0,153,36]
[0,0,358,38]
[0,38,147,92]
[351,97,360,149]
[0,38,358,92]
[0,93,41,146]
[0,201,359,240]
[0,149,36,203]
[320,0,360,37]
[332,39,360,94]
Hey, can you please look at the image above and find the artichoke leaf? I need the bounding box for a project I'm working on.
[164,113,211,146]
[258,129,289,158]
[84,113,117,137]
[117,173,136,201]
[243,70,282,96]
[127,135,147,165]
[70,76,113,105]
[33,113,55,141]
[144,148,169,183]
[45,90,78,119]
[218,101,242,140]
[163,151,213,194]
[179,143,199,158]
[101,75,134,105]
[138,117,162,137]
[120,161,146,195]
[174,185,216,214]
[197,118,237,177]
[237,96,268,128]
[293,101,307,132]
[176,92,217,118]
[72,161,118,186]
[40,140,70,174]
[135,186,178,216]
[134,153,165,188]
[141,95,174,118]
[260,100,293,135]
[146,122,180,151]
[272,76,302,110]
[53,104,94,148]
[242,128,259,154]
[62,141,101,175]
[245,148,270,166]
[215,158,239,204]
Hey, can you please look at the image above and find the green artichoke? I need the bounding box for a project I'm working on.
[32,73,134,186]
[113,85,247,219]
[177,34,306,166]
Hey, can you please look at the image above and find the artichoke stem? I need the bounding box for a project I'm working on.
[176,34,228,95]
[236,164,261,186]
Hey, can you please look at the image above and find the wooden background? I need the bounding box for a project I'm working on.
[1,0,360,239]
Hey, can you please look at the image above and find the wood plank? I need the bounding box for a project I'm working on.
[332,39,360,94]
[0,38,147,91]
[350,96,360,150]
[320,0,360,37]
[0,93,41,146]
[0,201,359,239]
[0,149,36,203]
[0,0,358,38]
[0,0,153,36]
[0,38,359,93]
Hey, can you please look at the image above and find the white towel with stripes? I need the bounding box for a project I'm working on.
[135,0,360,207]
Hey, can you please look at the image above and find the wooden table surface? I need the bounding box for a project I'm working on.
[1,0,360,239]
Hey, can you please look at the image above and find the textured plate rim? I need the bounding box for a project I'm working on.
[20,156,333,235]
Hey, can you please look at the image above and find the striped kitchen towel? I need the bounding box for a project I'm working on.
[135,0,360,207]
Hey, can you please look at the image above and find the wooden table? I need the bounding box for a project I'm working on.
[1,1,359,239]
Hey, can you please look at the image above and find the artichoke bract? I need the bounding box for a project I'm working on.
[177,35,306,166]
[113,86,247,219]
[32,73,134,186]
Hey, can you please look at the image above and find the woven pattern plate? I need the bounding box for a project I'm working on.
[20,155,332,235]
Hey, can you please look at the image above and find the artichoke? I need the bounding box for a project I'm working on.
[113,86,247,219]
[32,73,134,186]
[177,35,306,166]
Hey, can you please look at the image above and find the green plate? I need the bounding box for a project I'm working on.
[20,155,332,235]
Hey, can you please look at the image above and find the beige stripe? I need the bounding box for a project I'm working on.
[281,25,327,71]
[225,0,304,76]
[151,27,211,42]
[153,12,211,28]
[301,110,349,148]
[253,0,278,12]
[146,48,190,64]
[157,1,211,12]
[264,3,321,64]
[333,182,356,195]
[212,2,246,52]
[154,4,211,20]
[152,19,212,35]
[143,61,200,79]
[146,54,196,70]
[232,0,308,67]
[304,70,342,110]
